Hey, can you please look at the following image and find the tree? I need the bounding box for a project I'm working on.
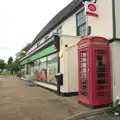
[21,43,31,52]
[7,57,13,65]
[0,59,5,73]
[7,57,13,74]
[12,59,20,73]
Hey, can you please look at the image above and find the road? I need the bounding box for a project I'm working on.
[0,76,90,120]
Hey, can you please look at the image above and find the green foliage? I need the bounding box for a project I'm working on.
[16,43,31,59]
[7,57,13,64]
[0,59,6,73]
[12,59,20,72]
[7,57,13,72]
[106,97,120,116]
[0,71,11,76]
[21,43,31,51]
[6,57,20,74]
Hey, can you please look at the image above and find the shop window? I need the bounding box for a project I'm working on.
[21,65,25,77]
[47,53,58,84]
[27,62,34,76]
[38,57,47,81]
[76,9,86,37]
[33,53,58,84]
[34,59,40,80]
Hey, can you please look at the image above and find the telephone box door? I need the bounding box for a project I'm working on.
[92,47,111,104]
[78,48,90,104]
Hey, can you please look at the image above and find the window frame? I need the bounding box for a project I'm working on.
[76,9,86,37]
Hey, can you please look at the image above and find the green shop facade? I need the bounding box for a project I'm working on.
[20,35,60,85]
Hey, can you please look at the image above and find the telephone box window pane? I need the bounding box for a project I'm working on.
[97,91,107,98]
[98,79,106,84]
[81,80,87,84]
[80,51,87,57]
[81,85,88,90]
[97,55,106,61]
[80,57,87,62]
[97,56,106,67]
[97,73,106,78]
[83,52,87,57]
[83,57,87,62]
[96,86,107,91]
[81,63,87,67]
[81,91,88,96]
[81,68,87,73]
[80,57,86,62]
[97,61,105,67]
[97,73,107,78]
[97,67,105,72]
[81,74,87,79]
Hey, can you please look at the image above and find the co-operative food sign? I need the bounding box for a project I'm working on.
[85,0,98,17]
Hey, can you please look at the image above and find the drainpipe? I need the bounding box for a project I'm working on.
[112,0,116,39]
[111,0,116,100]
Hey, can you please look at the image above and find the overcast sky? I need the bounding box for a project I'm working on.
[0,0,72,62]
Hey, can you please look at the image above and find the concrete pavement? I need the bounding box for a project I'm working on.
[86,115,120,120]
[0,76,90,120]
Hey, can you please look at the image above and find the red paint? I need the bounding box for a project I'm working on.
[53,45,57,50]
[88,4,96,12]
[78,36,111,106]
[86,11,98,17]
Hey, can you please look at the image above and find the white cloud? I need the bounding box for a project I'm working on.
[0,46,9,50]
[0,0,72,62]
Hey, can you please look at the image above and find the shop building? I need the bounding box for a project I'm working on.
[20,0,120,100]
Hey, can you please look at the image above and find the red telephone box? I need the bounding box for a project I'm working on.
[78,36,111,107]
